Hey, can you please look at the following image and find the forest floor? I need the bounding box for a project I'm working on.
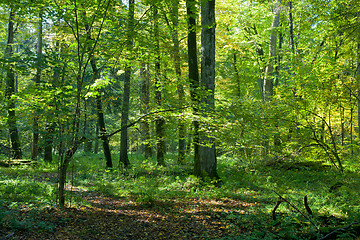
[7,185,253,239]
[1,154,360,239]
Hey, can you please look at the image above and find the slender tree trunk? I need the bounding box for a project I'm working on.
[167,0,186,163]
[5,8,22,159]
[289,1,295,54]
[32,12,43,161]
[186,0,200,174]
[199,0,219,179]
[356,38,360,152]
[154,6,166,166]
[140,64,152,159]
[94,122,99,154]
[120,0,135,168]
[233,53,241,98]
[263,0,281,101]
[85,19,112,168]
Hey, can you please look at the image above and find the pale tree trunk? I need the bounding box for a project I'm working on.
[31,12,43,161]
[154,6,166,166]
[262,0,281,155]
[199,0,219,179]
[263,0,281,101]
[5,7,22,159]
[140,64,152,159]
[120,0,135,168]
[186,0,200,174]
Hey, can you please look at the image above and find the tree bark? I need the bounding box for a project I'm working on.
[186,0,200,174]
[5,7,22,159]
[167,0,186,164]
[199,0,219,179]
[120,0,135,168]
[263,0,281,102]
[154,6,166,166]
[140,64,152,159]
[31,12,43,161]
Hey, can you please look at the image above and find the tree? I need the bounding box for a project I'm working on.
[119,0,135,168]
[5,7,22,159]
[186,0,200,173]
[198,0,219,179]
[153,3,166,166]
[31,12,43,161]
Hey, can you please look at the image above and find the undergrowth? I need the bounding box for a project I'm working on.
[0,151,360,239]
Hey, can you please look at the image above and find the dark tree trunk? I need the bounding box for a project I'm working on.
[5,8,22,159]
[154,6,166,166]
[186,0,200,174]
[32,13,43,161]
[199,0,219,179]
[85,20,112,168]
[120,0,135,168]
[94,122,99,154]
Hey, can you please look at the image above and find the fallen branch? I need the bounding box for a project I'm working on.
[320,220,360,240]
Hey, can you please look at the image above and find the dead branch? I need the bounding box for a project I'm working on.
[272,191,319,230]
[320,219,360,240]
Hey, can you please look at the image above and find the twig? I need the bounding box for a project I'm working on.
[320,220,360,240]
[304,195,313,216]
[272,197,283,220]
[272,190,319,230]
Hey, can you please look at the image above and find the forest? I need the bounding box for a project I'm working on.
[1,0,360,239]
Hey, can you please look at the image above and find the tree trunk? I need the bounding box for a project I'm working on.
[263,0,281,102]
[186,0,200,174]
[154,6,166,166]
[5,8,22,159]
[199,0,219,180]
[140,64,152,159]
[120,0,135,168]
[86,23,112,168]
[31,12,43,161]
[168,0,186,164]
[94,122,99,154]
[43,122,55,162]
[357,38,360,152]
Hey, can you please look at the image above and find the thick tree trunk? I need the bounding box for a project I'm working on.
[154,6,166,166]
[140,64,152,159]
[5,8,22,159]
[199,0,219,180]
[32,13,43,161]
[186,0,200,174]
[120,0,135,168]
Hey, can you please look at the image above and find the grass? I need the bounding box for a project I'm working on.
[1,151,360,239]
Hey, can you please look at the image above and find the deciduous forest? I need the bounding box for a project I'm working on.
[1,0,360,239]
